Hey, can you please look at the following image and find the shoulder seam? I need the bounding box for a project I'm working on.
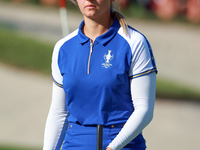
[56,29,79,48]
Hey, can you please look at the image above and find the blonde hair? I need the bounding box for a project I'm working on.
[111,0,128,35]
[69,0,128,35]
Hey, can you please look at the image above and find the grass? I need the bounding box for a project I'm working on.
[121,2,157,21]
[156,78,200,101]
[0,25,200,101]
[0,26,53,74]
[0,144,40,150]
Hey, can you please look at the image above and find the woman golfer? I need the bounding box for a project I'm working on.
[43,0,157,150]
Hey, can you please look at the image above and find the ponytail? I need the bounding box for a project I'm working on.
[111,11,128,35]
[111,1,128,35]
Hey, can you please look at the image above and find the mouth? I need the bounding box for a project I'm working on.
[85,4,96,9]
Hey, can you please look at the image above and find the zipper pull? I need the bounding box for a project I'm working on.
[90,40,94,53]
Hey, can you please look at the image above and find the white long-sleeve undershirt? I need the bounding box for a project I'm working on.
[107,72,156,150]
[43,83,69,150]
[42,72,156,150]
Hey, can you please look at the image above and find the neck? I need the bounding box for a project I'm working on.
[83,15,113,42]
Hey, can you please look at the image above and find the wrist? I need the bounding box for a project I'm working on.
[106,147,113,150]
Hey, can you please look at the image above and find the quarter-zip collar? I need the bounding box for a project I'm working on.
[78,21,90,45]
[78,18,120,46]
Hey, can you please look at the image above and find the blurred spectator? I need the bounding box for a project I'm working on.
[149,0,177,21]
[186,0,200,23]
[117,0,130,9]
[175,0,188,15]
[148,0,200,23]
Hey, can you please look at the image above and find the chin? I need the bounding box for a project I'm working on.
[84,12,98,19]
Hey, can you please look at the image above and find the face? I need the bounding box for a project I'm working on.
[76,0,113,19]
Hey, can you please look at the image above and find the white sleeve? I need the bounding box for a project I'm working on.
[52,41,64,87]
[43,83,70,150]
[128,32,157,79]
[107,72,156,150]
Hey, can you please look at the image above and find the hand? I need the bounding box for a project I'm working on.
[106,147,113,150]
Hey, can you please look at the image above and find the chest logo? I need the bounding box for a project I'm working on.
[102,50,114,68]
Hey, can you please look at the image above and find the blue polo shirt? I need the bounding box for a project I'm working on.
[52,19,157,126]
